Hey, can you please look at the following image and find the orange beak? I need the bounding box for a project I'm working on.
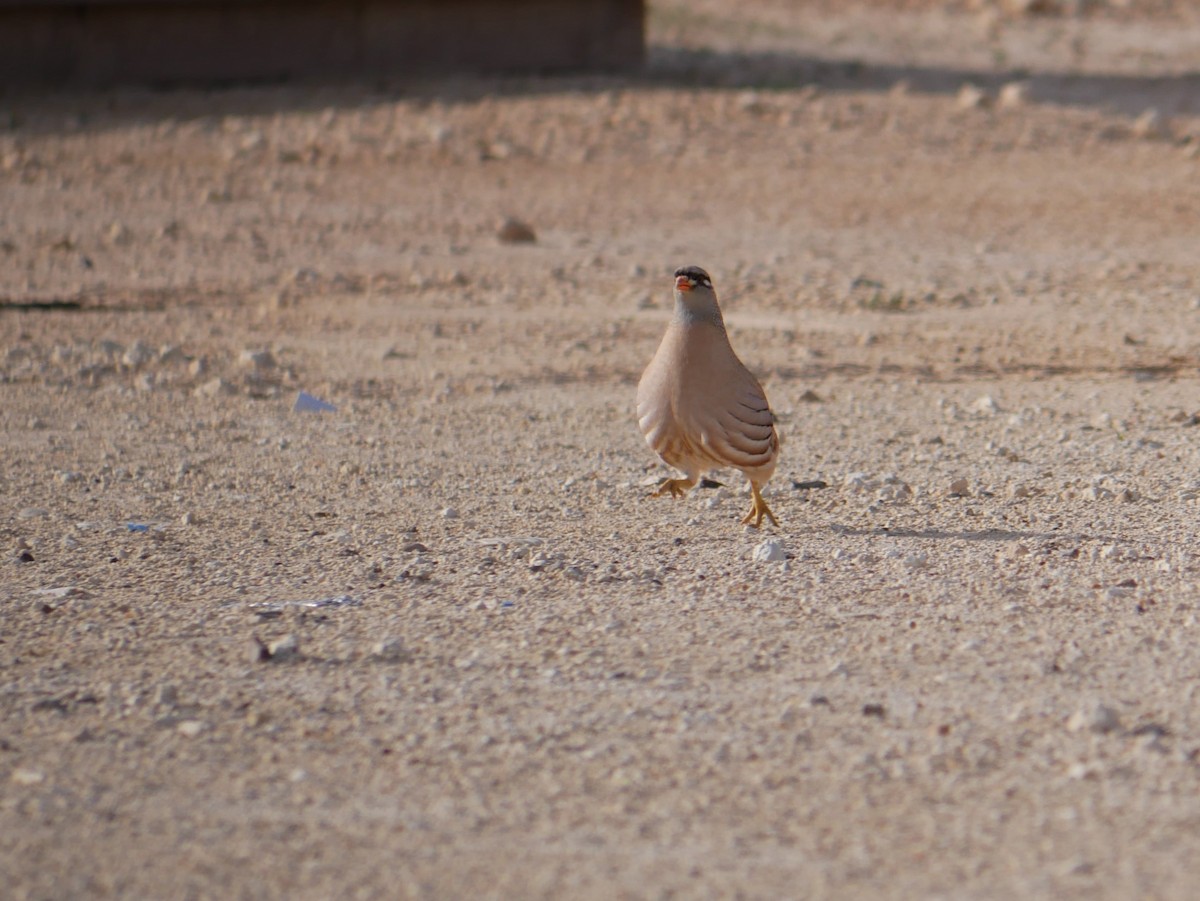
[675,276,693,292]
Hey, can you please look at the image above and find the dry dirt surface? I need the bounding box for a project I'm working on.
[4,1,1200,898]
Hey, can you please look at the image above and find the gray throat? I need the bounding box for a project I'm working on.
[673,294,726,330]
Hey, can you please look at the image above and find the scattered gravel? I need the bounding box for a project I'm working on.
[4,4,1200,899]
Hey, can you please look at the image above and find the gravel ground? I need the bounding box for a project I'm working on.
[3,1,1200,898]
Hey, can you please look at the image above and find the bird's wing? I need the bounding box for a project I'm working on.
[704,380,777,466]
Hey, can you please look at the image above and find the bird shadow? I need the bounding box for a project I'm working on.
[827,524,1121,544]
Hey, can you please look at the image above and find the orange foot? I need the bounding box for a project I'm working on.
[652,477,695,499]
[741,483,779,528]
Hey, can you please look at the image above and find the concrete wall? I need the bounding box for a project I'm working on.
[0,0,645,85]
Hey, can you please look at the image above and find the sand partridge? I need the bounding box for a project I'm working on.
[636,265,780,527]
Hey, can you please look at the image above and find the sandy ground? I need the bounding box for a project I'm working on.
[4,1,1200,898]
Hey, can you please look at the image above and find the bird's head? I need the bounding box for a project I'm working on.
[674,265,713,295]
[671,265,723,326]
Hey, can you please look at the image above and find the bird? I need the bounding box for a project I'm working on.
[636,265,780,528]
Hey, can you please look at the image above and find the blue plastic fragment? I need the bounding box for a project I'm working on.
[126,523,150,533]
[294,391,337,413]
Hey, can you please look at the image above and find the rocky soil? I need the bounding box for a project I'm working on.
[3,1,1200,897]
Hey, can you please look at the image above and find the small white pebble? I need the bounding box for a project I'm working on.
[957,83,988,110]
[1067,703,1121,735]
[239,349,276,369]
[371,638,409,662]
[1067,761,1098,781]
[267,634,300,661]
[972,395,1000,415]
[998,81,1029,108]
[1132,108,1167,140]
[751,539,786,563]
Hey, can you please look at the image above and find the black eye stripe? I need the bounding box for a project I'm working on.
[673,265,713,287]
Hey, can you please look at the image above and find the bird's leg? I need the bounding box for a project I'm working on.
[741,483,779,528]
[652,476,696,499]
